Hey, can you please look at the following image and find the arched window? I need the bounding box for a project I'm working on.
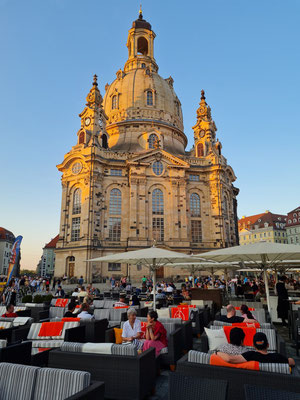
[73,189,81,214]
[109,189,122,215]
[147,90,153,106]
[152,189,164,215]
[197,143,204,157]
[149,133,158,149]
[109,189,121,241]
[79,131,85,144]
[190,193,202,243]
[152,189,164,241]
[112,95,117,110]
[102,134,108,149]
[137,37,148,55]
[190,193,200,217]
[223,198,228,220]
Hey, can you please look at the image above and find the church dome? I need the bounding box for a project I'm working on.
[103,12,187,154]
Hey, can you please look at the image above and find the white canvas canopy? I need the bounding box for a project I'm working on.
[88,247,201,310]
[196,242,300,312]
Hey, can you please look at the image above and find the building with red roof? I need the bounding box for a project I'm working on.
[38,235,59,277]
[238,211,287,245]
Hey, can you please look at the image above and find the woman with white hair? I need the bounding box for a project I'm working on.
[121,308,143,349]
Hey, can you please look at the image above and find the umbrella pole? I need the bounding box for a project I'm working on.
[263,268,271,314]
[152,259,156,311]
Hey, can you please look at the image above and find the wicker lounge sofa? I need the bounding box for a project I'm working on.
[48,343,156,400]
[0,340,32,365]
[0,362,104,400]
[176,350,300,400]
[168,372,228,400]
[200,325,286,356]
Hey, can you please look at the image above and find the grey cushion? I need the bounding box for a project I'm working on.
[109,308,126,322]
[257,328,276,351]
[188,350,211,364]
[111,344,137,356]
[33,368,90,400]
[103,300,115,308]
[61,342,84,352]
[49,307,65,319]
[94,309,110,320]
[0,362,39,400]
[259,363,290,374]
[93,300,104,308]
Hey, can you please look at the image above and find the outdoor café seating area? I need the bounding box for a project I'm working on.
[0,286,299,400]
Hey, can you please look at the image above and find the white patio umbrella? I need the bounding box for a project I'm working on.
[88,247,201,310]
[164,261,241,287]
[195,242,300,312]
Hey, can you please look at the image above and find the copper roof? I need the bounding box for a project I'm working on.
[132,13,151,30]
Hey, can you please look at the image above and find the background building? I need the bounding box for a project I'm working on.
[286,207,300,245]
[239,211,287,245]
[40,235,59,277]
[0,227,15,276]
[55,12,239,281]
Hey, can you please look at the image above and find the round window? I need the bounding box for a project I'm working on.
[72,162,82,175]
[152,161,163,176]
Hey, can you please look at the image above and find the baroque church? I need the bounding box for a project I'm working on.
[54,11,239,281]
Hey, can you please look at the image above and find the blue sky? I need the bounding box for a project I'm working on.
[1,0,299,269]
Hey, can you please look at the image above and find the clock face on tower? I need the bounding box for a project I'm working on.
[85,117,91,126]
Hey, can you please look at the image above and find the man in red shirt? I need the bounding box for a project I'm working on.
[2,304,18,318]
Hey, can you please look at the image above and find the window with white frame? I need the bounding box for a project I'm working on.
[111,169,122,176]
[108,262,121,271]
[108,217,121,241]
[71,217,80,241]
[109,188,122,215]
[146,90,153,106]
[112,95,117,110]
[152,189,164,241]
[191,220,202,243]
[73,188,81,214]
[152,218,164,242]
[149,133,158,149]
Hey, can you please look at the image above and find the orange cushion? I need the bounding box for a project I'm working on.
[38,322,64,337]
[210,354,259,370]
[223,326,256,347]
[234,306,255,311]
[140,322,147,339]
[61,318,80,322]
[55,299,68,307]
[114,328,123,344]
[232,322,261,328]
[178,304,196,308]
[171,307,189,321]
[114,306,129,309]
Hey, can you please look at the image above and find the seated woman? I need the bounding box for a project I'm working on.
[240,304,256,321]
[121,308,143,349]
[143,310,168,356]
[217,327,247,355]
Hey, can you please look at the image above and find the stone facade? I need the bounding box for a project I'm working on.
[55,11,239,281]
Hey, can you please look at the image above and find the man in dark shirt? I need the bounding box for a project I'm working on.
[64,303,77,318]
[217,332,295,367]
[220,304,256,324]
